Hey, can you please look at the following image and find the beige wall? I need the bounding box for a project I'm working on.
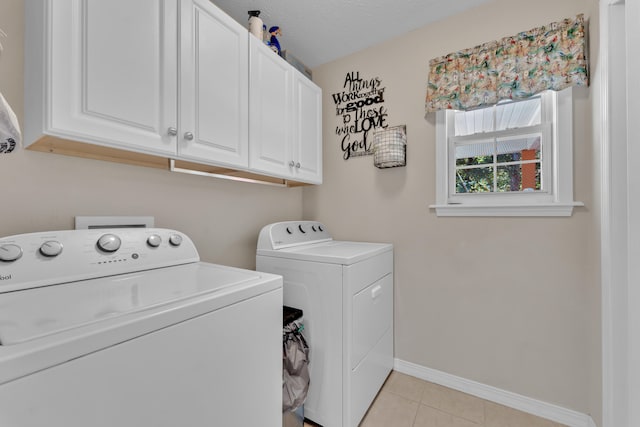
[0,0,303,269]
[305,0,601,421]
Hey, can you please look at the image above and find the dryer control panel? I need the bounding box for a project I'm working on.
[0,228,199,293]
[257,221,332,250]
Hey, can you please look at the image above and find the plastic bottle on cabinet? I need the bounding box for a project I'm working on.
[248,10,263,40]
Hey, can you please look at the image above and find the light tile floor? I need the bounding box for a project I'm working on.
[303,371,568,427]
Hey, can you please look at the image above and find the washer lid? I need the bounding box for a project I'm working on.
[0,262,274,345]
[257,240,392,265]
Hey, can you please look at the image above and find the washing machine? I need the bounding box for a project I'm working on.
[0,228,282,427]
[256,221,393,427]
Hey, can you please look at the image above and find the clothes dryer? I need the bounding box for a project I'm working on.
[257,221,393,427]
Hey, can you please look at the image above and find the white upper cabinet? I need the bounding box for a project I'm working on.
[178,0,248,168]
[249,37,322,184]
[25,0,321,184]
[25,0,248,169]
[249,37,293,178]
[25,0,178,156]
[292,69,323,184]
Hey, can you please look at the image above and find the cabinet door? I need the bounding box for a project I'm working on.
[292,71,323,184]
[178,0,249,168]
[248,37,294,178]
[42,0,178,156]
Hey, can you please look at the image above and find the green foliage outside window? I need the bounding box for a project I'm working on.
[456,154,541,193]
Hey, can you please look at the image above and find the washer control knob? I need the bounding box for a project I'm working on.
[169,234,183,247]
[40,241,63,257]
[0,244,22,262]
[298,225,306,234]
[97,234,121,253]
[318,225,324,232]
[286,227,292,234]
[147,234,162,248]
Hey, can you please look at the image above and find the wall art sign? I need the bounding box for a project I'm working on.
[333,71,388,160]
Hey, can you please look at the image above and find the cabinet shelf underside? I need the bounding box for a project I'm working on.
[28,136,309,188]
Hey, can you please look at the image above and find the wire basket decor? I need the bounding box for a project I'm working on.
[372,125,407,169]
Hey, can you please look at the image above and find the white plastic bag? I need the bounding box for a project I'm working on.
[0,91,20,154]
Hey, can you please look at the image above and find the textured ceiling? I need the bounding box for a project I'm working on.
[210,0,493,69]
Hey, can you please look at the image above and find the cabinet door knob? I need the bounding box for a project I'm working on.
[184,132,194,141]
[289,161,295,168]
[295,162,301,169]
[167,127,178,136]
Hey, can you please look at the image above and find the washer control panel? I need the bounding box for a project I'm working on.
[0,228,199,293]
[257,221,332,250]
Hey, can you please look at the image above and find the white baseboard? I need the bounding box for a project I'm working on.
[394,358,596,427]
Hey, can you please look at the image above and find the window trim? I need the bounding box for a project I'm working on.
[430,87,584,217]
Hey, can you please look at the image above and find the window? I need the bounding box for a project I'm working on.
[431,88,583,216]
[453,95,544,195]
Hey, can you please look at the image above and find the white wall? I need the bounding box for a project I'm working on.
[598,2,625,425]
[0,0,303,269]
[304,0,601,421]
[622,1,640,426]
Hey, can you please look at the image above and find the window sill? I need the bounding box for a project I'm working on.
[429,202,584,217]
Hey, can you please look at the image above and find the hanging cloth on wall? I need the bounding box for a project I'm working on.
[425,14,588,112]
[0,28,20,154]
[0,91,21,154]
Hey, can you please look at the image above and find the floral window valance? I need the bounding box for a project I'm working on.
[425,14,588,112]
